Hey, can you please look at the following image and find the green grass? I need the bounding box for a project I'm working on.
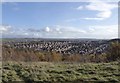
[2,61,120,83]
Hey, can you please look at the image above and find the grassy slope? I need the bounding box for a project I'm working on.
[2,61,120,83]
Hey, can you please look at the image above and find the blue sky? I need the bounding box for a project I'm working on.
[1,1,118,39]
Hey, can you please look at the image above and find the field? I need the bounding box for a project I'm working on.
[2,61,120,83]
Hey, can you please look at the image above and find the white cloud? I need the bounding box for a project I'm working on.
[83,17,104,20]
[62,26,86,34]
[0,25,11,33]
[89,27,95,32]
[76,6,83,10]
[87,25,118,39]
[27,25,117,39]
[77,0,117,20]
[96,10,112,18]
[23,32,29,36]
[45,27,50,32]
[1,25,118,39]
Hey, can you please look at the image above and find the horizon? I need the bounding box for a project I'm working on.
[1,37,119,40]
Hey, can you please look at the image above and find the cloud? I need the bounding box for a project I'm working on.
[77,0,117,20]
[45,27,50,32]
[66,0,117,22]
[82,17,104,20]
[28,28,41,32]
[32,25,118,39]
[76,6,83,10]
[0,25,12,33]
[1,24,118,39]
[87,25,118,39]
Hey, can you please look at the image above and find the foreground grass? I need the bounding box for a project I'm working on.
[2,61,120,83]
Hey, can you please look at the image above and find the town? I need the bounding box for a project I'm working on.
[3,38,109,56]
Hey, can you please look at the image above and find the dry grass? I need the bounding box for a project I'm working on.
[2,61,120,83]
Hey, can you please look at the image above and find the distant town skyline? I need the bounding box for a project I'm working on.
[1,0,119,39]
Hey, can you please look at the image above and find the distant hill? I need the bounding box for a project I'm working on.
[108,38,120,43]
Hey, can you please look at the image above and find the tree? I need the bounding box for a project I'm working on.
[107,41,120,61]
[51,51,62,62]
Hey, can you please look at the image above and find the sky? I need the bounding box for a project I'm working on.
[1,0,119,39]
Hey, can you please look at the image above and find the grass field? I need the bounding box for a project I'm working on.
[2,61,120,83]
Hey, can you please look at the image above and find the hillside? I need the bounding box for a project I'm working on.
[2,61,120,83]
[2,38,120,62]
